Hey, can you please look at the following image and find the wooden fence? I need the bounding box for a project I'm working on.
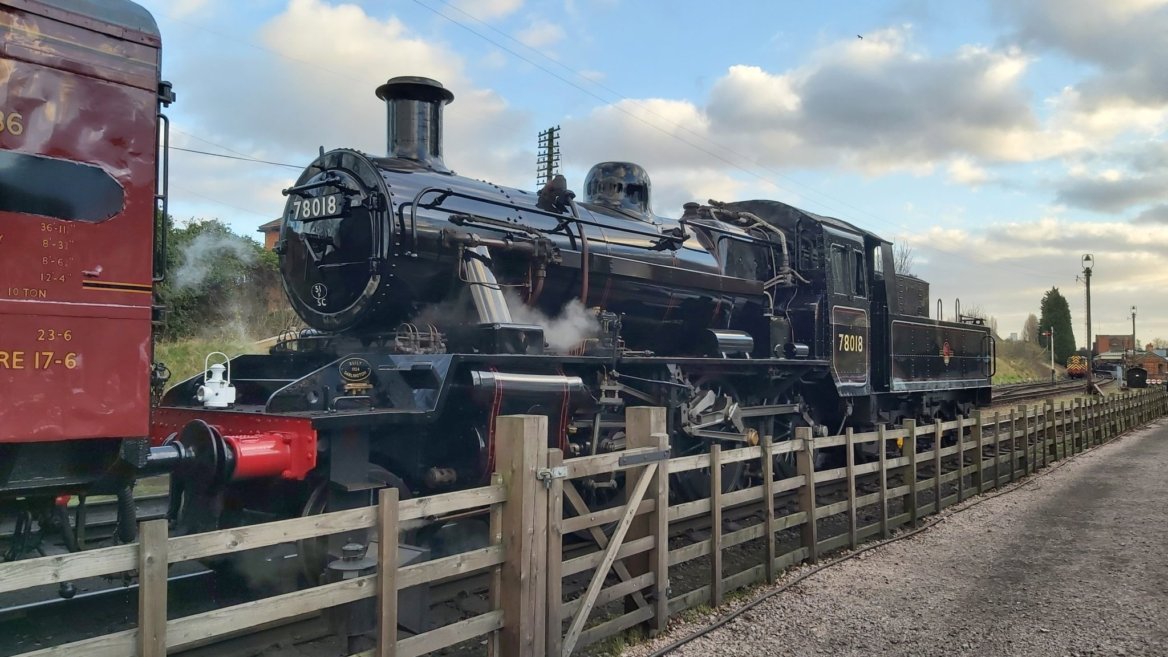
[3,389,1165,657]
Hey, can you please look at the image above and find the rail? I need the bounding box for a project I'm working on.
[2,389,1165,656]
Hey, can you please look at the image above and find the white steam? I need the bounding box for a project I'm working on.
[506,293,601,353]
[172,232,257,291]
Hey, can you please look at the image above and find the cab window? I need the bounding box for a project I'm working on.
[853,250,866,296]
[830,245,849,295]
[0,151,124,222]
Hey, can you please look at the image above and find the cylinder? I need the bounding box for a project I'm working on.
[469,371,587,402]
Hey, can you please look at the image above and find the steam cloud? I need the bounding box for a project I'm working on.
[172,232,257,291]
[505,294,601,353]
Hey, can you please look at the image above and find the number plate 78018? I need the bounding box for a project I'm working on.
[290,193,347,222]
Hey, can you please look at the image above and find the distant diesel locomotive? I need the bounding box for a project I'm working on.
[151,76,996,539]
[1067,355,1089,379]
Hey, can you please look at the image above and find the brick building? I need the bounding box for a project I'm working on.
[258,218,281,251]
[1137,344,1168,380]
[1095,334,1134,354]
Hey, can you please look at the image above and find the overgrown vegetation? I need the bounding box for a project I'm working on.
[994,338,1058,383]
[155,217,295,341]
[154,337,264,386]
[152,217,296,385]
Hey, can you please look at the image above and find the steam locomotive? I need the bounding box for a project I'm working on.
[151,76,996,536]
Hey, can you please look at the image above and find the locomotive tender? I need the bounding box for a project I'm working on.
[0,0,171,552]
[152,76,996,532]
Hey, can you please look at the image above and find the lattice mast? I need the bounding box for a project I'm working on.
[536,125,561,189]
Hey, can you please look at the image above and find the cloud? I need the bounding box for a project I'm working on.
[515,18,566,49]
[911,214,1168,343]
[1055,173,1168,212]
[1133,204,1168,224]
[994,0,1168,108]
[947,158,990,186]
[159,0,533,232]
[450,0,523,20]
[560,28,1116,182]
[169,0,215,18]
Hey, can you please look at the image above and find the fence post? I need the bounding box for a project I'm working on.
[1046,401,1054,464]
[972,411,984,494]
[137,518,168,657]
[1088,397,1097,441]
[904,420,919,527]
[625,406,669,635]
[932,420,942,512]
[877,424,889,539]
[993,411,1002,489]
[846,428,857,549]
[376,487,400,657]
[545,448,563,657]
[795,426,818,563]
[761,436,777,583]
[1017,405,1030,475]
[1059,401,1067,461]
[1008,409,1018,482]
[956,415,966,503]
[487,473,504,657]
[497,414,548,657]
[1073,399,1081,453]
[710,444,723,606]
[1089,399,1096,446]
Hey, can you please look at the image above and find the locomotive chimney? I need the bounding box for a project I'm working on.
[375,76,455,173]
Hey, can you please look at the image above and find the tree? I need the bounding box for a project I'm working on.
[1151,337,1168,349]
[156,218,283,340]
[893,242,915,275]
[1022,314,1039,343]
[1037,287,1076,363]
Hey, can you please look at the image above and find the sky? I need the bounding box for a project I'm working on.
[137,0,1168,346]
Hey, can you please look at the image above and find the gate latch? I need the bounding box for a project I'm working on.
[536,466,568,489]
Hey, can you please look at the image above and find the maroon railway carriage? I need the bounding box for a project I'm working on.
[0,0,170,547]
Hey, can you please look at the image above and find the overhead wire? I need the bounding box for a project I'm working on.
[411,0,1060,281]
[160,2,1058,282]
[170,146,301,169]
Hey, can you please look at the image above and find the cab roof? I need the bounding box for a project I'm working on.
[10,0,160,44]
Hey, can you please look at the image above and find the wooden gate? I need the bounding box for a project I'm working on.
[545,407,670,656]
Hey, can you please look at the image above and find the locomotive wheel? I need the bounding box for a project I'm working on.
[671,377,754,502]
[770,412,808,479]
[298,464,409,584]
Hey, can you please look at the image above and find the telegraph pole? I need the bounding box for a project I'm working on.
[1082,254,1094,393]
[1131,305,1137,356]
[536,126,561,189]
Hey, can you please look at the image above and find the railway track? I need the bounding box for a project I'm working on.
[992,376,1112,404]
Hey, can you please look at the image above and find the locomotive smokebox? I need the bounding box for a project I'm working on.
[375,76,454,173]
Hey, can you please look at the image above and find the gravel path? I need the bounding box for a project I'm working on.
[626,419,1168,657]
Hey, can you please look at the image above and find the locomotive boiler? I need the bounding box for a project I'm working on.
[151,76,995,544]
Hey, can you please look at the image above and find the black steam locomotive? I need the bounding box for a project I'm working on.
[153,77,994,530]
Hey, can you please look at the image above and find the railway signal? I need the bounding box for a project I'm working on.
[1042,327,1055,384]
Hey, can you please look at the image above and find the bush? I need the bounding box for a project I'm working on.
[155,218,295,341]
